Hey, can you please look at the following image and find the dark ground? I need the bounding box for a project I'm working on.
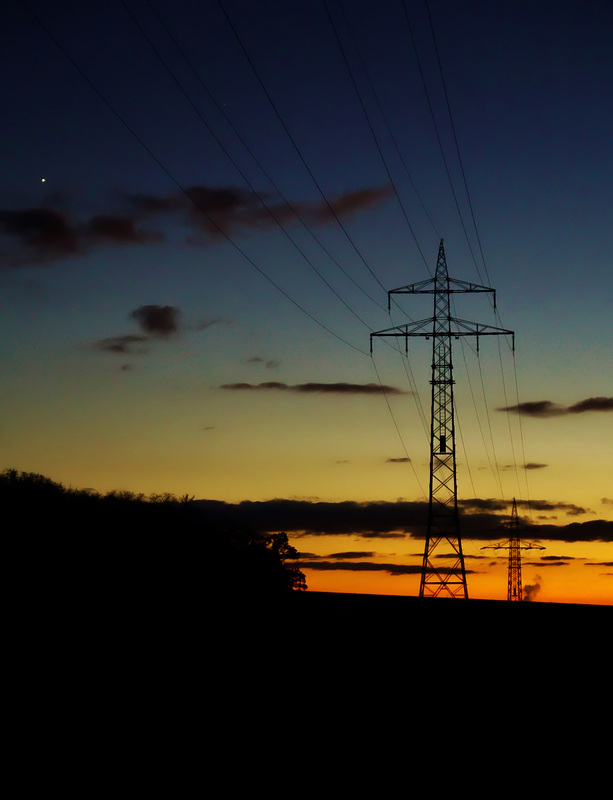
[13,587,609,787]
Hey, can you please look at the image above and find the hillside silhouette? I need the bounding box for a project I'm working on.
[3,468,306,622]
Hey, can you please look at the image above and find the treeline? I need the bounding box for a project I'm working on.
[3,468,306,612]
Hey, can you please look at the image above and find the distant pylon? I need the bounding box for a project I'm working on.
[481,499,545,601]
[371,240,514,598]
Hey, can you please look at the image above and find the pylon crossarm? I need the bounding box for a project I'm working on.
[451,316,514,340]
[388,277,495,298]
[388,277,436,296]
[371,316,434,339]
[370,316,514,343]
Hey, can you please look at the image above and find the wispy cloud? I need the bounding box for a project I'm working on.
[0,206,160,268]
[92,303,213,356]
[220,381,407,395]
[386,457,412,463]
[499,397,613,417]
[2,183,390,268]
[244,356,281,369]
[94,334,149,354]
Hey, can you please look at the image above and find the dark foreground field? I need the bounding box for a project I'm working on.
[15,586,610,784]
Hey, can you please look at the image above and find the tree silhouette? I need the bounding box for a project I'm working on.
[1,468,306,602]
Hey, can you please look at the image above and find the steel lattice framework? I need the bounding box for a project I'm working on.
[371,240,514,598]
[482,498,545,601]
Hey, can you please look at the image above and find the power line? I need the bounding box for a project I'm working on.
[216,0,389,294]
[337,0,442,241]
[21,0,370,357]
[401,0,481,278]
[424,0,490,285]
[143,0,388,313]
[371,352,426,497]
[322,0,430,271]
[119,0,378,333]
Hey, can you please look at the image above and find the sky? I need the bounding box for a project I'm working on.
[1,0,611,605]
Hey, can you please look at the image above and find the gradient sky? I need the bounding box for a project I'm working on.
[1,0,611,604]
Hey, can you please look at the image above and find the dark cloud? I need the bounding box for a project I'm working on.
[0,207,79,266]
[129,305,180,337]
[244,356,281,369]
[306,186,393,224]
[94,334,148,354]
[220,381,406,395]
[0,206,161,268]
[93,304,184,356]
[193,498,428,536]
[387,457,411,463]
[1,183,390,267]
[298,561,426,575]
[499,397,613,417]
[119,192,183,216]
[567,396,613,413]
[192,318,226,332]
[86,214,161,244]
[191,498,613,542]
[459,497,588,516]
[498,400,565,417]
[524,462,548,470]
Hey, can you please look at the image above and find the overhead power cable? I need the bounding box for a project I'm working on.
[119,0,377,332]
[424,0,490,285]
[143,0,387,313]
[322,0,430,271]
[337,0,441,241]
[216,0,389,294]
[371,353,426,497]
[401,0,481,279]
[21,0,370,357]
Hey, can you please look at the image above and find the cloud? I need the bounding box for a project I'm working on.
[220,381,406,395]
[307,186,393,224]
[93,304,187,355]
[498,400,565,417]
[567,397,613,413]
[94,334,148,354]
[386,457,411,463]
[524,462,548,470]
[86,214,161,244]
[499,397,613,417]
[297,561,427,575]
[244,356,281,369]
[129,305,180,337]
[190,498,613,542]
[124,183,391,240]
[2,183,390,267]
[0,206,161,268]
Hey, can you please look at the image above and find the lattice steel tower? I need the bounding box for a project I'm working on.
[371,240,514,598]
[482,498,545,601]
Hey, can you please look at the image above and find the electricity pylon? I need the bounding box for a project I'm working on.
[371,240,514,598]
[481,498,545,601]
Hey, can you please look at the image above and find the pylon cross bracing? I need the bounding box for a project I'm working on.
[371,240,514,598]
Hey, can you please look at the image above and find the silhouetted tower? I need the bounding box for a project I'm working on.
[482,498,545,601]
[371,240,514,598]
